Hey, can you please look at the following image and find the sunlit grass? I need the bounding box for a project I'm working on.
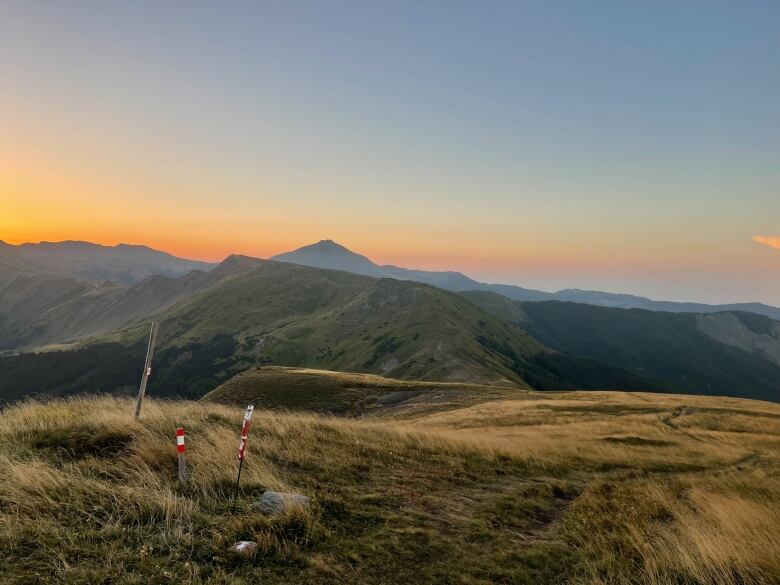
[0,392,777,584]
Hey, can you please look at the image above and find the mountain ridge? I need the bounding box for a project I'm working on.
[272,240,780,319]
[0,255,663,402]
[0,239,216,285]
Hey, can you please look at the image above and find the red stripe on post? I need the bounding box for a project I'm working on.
[176,427,186,452]
[237,406,254,460]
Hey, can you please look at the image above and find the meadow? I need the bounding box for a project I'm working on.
[0,391,777,584]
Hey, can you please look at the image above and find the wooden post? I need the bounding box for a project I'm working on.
[134,321,159,419]
[176,427,187,484]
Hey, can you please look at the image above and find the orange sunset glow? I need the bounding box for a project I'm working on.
[1,1,778,305]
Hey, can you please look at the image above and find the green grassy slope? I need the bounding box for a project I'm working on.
[129,257,550,393]
[462,292,780,401]
[137,259,664,398]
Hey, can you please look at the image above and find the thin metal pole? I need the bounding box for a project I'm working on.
[231,458,244,513]
[134,321,159,419]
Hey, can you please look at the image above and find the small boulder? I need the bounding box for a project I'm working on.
[253,490,310,515]
[229,540,258,560]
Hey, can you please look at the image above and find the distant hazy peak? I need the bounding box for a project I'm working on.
[219,254,265,268]
[0,239,216,286]
[271,239,383,277]
[312,239,344,248]
[270,239,780,320]
[284,239,372,258]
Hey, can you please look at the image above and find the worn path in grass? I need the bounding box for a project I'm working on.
[401,390,780,584]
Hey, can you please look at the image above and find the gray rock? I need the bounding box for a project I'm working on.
[253,490,310,515]
[229,540,258,560]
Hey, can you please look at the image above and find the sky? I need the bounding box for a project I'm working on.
[1,1,779,304]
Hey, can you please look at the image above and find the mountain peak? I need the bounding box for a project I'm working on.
[276,239,366,257]
[306,239,353,253]
[220,254,263,267]
[271,240,382,277]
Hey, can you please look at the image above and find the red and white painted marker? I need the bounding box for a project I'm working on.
[176,427,186,453]
[176,427,187,484]
[232,404,255,512]
[238,405,255,461]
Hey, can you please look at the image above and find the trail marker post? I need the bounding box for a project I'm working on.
[134,321,159,419]
[232,404,255,513]
[176,427,187,484]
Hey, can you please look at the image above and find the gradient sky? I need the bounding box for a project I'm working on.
[1,1,779,304]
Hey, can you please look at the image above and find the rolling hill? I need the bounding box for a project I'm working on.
[0,240,215,285]
[203,366,522,415]
[273,240,780,319]
[462,291,780,402]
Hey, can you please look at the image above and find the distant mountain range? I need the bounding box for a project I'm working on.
[272,240,780,320]
[0,240,215,285]
[0,250,779,403]
[1,238,779,404]
[3,238,777,319]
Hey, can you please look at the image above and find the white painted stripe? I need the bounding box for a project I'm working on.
[176,436,185,445]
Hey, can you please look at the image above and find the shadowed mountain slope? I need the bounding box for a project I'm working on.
[462,291,780,402]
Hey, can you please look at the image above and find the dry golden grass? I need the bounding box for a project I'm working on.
[0,391,778,584]
[1,395,566,584]
[203,365,519,415]
[398,390,780,585]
